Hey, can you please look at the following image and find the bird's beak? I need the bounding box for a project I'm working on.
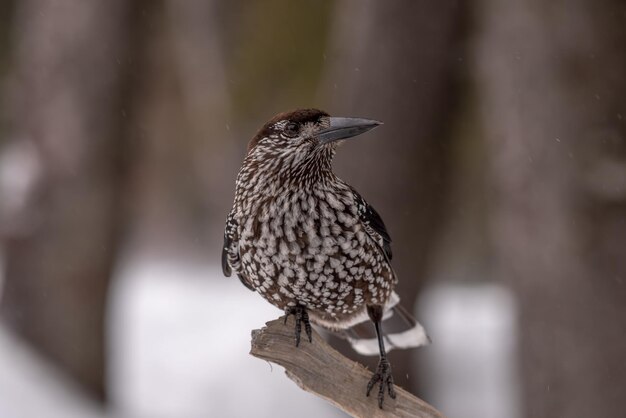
[317,117,382,144]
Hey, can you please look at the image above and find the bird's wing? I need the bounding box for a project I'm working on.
[332,189,430,355]
[222,211,254,291]
[349,186,393,261]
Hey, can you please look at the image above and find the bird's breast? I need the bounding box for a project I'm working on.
[240,188,362,258]
[235,186,393,318]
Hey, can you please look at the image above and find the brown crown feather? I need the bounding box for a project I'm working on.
[247,108,329,153]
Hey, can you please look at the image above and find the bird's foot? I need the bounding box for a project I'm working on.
[366,357,396,409]
[284,305,312,347]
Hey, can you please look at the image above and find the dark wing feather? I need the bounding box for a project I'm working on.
[222,211,254,291]
[222,212,236,277]
[349,187,393,260]
[221,243,232,276]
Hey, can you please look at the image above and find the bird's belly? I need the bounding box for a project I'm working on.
[239,222,394,319]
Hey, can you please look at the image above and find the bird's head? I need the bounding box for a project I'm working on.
[244,108,381,182]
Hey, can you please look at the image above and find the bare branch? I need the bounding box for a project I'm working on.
[250,316,445,418]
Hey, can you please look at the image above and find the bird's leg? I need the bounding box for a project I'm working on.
[284,305,312,347]
[365,305,396,409]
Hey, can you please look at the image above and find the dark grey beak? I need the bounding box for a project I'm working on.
[317,117,382,144]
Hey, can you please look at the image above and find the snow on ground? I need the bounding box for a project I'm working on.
[108,255,346,418]
[419,283,521,418]
[0,323,107,418]
[0,251,519,418]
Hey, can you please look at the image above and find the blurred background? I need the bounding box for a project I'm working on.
[0,1,624,417]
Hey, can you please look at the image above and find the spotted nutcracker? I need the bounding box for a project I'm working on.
[222,109,429,408]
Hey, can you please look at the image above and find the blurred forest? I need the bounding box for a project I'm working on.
[0,1,624,418]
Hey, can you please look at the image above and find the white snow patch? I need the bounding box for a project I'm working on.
[0,323,107,418]
[108,255,345,418]
[418,283,521,418]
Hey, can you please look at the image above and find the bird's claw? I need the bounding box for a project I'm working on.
[366,358,396,409]
[284,305,312,347]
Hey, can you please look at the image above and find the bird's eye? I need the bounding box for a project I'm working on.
[283,122,299,138]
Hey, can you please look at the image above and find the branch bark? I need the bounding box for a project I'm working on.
[250,317,445,418]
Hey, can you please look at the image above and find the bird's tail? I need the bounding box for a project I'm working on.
[339,292,431,356]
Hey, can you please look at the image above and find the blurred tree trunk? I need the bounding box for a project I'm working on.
[0,0,138,401]
[476,1,626,417]
[320,0,464,393]
[0,1,15,85]
[165,0,235,246]
[124,0,235,257]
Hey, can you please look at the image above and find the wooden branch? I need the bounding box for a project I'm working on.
[250,316,446,418]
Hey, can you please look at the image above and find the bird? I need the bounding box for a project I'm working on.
[222,108,429,409]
